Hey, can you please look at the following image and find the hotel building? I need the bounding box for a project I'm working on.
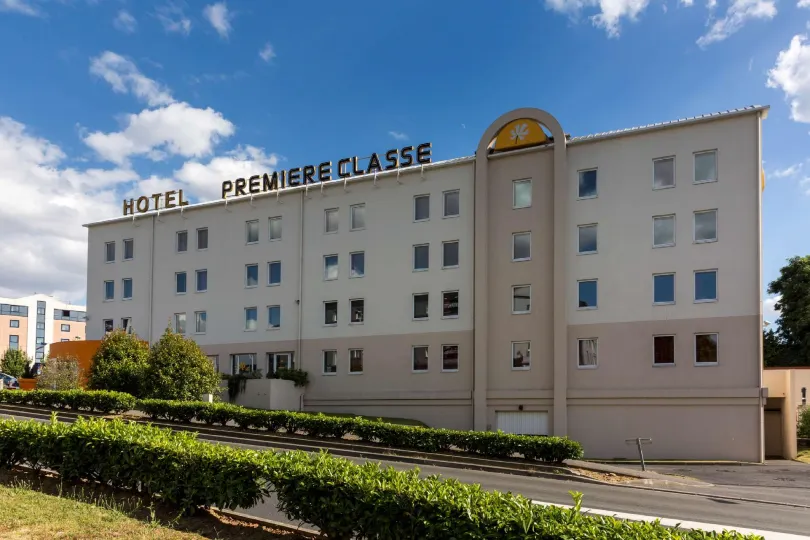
[0,294,87,360]
[85,106,768,461]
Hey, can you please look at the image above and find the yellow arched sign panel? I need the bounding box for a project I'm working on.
[492,119,548,151]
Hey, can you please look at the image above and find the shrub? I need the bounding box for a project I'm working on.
[1,349,29,379]
[0,389,135,414]
[87,330,149,397]
[267,367,309,387]
[799,407,810,439]
[36,356,81,391]
[145,327,221,401]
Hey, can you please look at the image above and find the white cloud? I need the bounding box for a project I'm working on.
[767,35,810,123]
[799,0,810,7]
[259,42,276,62]
[544,0,650,37]
[90,51,174,107]
[680,0,693,6]
[771,163,803,178]
[696,0,776,47]
[388,131,408,141]
[764,295,781,324]
[203,2,232,38]
[113,10,137,33]
[174,145,280,201]
[707,0,717,8]
[0,0,40,16]
[155,2,191,35]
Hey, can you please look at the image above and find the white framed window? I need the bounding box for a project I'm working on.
[442,241,459,269]
[245,264,259,288]
[512,285,531,314]
[269,352,294,373]
[268,305,281,329]
[350,298,364,324]
[442,345,459,372]
[413,293,429,320]
[324,254,338,280]
[443,190,460,218]
[577,338,598,369]
[104,280,114,301]
[512,232,531,261]
[175,272,187,294]
[694,269,717,303]
[653,273,675,305]
[103,319,113,334]
[174,312,186,334]
[694,150,717,184]
[105,241,115,263]
[414,194,430,222]
[577,279,597,310]
[122,278,133,300]
[322,350,337,375]
[269,216,282,241]
[695,333,718,365]
[325,208,339,233]
[694,209,717,243]
[195,311,206,334]
[653,215,675,248]
[350,203,366,231]
[196,269,208,292]
[196,227,208,250]
[246,220,259,244]
[578,224,597,254]
[412,346,428,372]
[578,169,598,199]
[231,353,257,375]
[511,341,530,370]
[442,291,459,318]
[244,307,257,331]
[512,179,532,209]
[268,261,281,286]
[653,157,675,189]
[349,349,363,374]
[324,301,338,325]
[123,238,134,260]
[176,230,188,252]
[208,355,220,372]
[653,335,674,366]
[413,244,429,271]
[350,251,365,278]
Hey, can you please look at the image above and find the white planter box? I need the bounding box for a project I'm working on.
[220,378,303,411]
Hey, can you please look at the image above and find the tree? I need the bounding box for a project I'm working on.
[145,326,220,401]
[1,349,29,379]
[768,256,810,366]
[799,407,810,439]
[37,355,81,390]
[763,329,790,367]
[87,329,149,397]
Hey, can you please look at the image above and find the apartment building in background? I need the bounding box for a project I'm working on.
[84,105,768,461]
[0,294,87,360]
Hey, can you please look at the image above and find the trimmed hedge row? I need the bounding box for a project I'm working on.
[0,417,756,539]
[0,389,135,414]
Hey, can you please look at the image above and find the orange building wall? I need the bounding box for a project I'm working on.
[47,340,101,387]
[0,314,28,356]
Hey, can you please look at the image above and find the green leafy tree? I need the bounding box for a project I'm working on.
[37,355,81,390]
[1,349,29,379]
[145,326,220,401]
[799,407,810,439]
[768,256,810,366]
[87,329,149,397]
[763,329,789,367]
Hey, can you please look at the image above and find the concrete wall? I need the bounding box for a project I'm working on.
[219,378,303,411]
[0,314,28,355]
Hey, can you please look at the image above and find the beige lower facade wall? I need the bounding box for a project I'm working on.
[303,401,473,430]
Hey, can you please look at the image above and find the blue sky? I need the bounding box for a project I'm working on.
[0,0,807,317]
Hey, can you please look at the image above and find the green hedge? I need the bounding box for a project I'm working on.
[0,389,135,414]
[0,417,756,539]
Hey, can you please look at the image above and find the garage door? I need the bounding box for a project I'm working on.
[496,411,549,435]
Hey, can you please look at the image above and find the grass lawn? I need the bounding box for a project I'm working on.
[797,449,810,464]
[300,410,427,427]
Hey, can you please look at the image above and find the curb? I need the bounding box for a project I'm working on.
[214,508,319,537]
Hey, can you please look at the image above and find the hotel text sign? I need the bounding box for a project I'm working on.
[122,142,433,216]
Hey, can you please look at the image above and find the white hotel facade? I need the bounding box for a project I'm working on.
[85,106,767,461]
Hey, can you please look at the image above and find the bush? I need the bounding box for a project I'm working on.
[267,367,309,387]
[36,356,81,391]
[145,327,221,401]
[0,389,135,414]
[0,417,756,539]
[1,349,29,379]
[87,330,149,397]
[799,407,810,439]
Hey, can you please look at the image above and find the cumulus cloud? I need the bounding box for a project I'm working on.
[767,35,810,123]
[259,42,276,62]
[0,0,40,16]
[203,2,232,38]
[544,0,650,37]
[799,0,810,7]
[174,145,280,200]
[764,295,781,324]
[155,2,191,35]
[388,131,408,141]
[90,51,173,107]
[771,163,803,178]
[113,10,137,33]
[696,0,776,47]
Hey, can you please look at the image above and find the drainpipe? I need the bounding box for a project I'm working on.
[147,214,156,343]
[297,190,305,409]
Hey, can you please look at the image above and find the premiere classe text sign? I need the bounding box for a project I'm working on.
[122,142,433,216]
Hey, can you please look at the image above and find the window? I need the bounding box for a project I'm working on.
[578,280,597,309]
[442,241,459,269]
[350,299,364,323]
[694,270,717,302]
[269,216,282,241]
[208,355,220,372]
[349,349,363,374]
[9,320,19,328]
[512,285,531,314]
[350,203,366,231]
[577,338,598,368]
[244,307,258,331]
[8,336,18,351]
[442,291,459,318]
[412,346,428,372]
[442,345,459,371]
[268,305,281,329]
[246,220,259,244]
[105,241,115,263]
[196,269,208,292]
[61,339,70,342]
[245,264,259,288]
[578,169,597,199]
[653,215,675,248]
[196,227,208,250]
[323,350,337,374]
[268,262,281,286]
[513,179,532,209]
[103,319,113,333]
[414,194,430,221]
[413,244,429,271]
[653,273,675,305]
[694,150,717,184]
[269,352,294,372]
[512,232,531,261]
[195,311,207,334]
[443,190,459,218]
[325,208,339,233]
[122,278,133,300]
[413,293,429,320]
[350,252,365,278]
[123,239,134,260]
[61,323,70,332]
[694,210,717,243]
[176,272,187,294]
[121,318,131,334]
[104,280,114,301]
[177,230,188,252]
[174,313,186,334]
[324,301,338,325]
[324,255,338,280]
[653,157,675,189]
[695,333,718,365]
[231,353,257,375]
[36,322,45,330]
[578,224,597,254]
[654,335,675,365]
[512,341,530,370]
